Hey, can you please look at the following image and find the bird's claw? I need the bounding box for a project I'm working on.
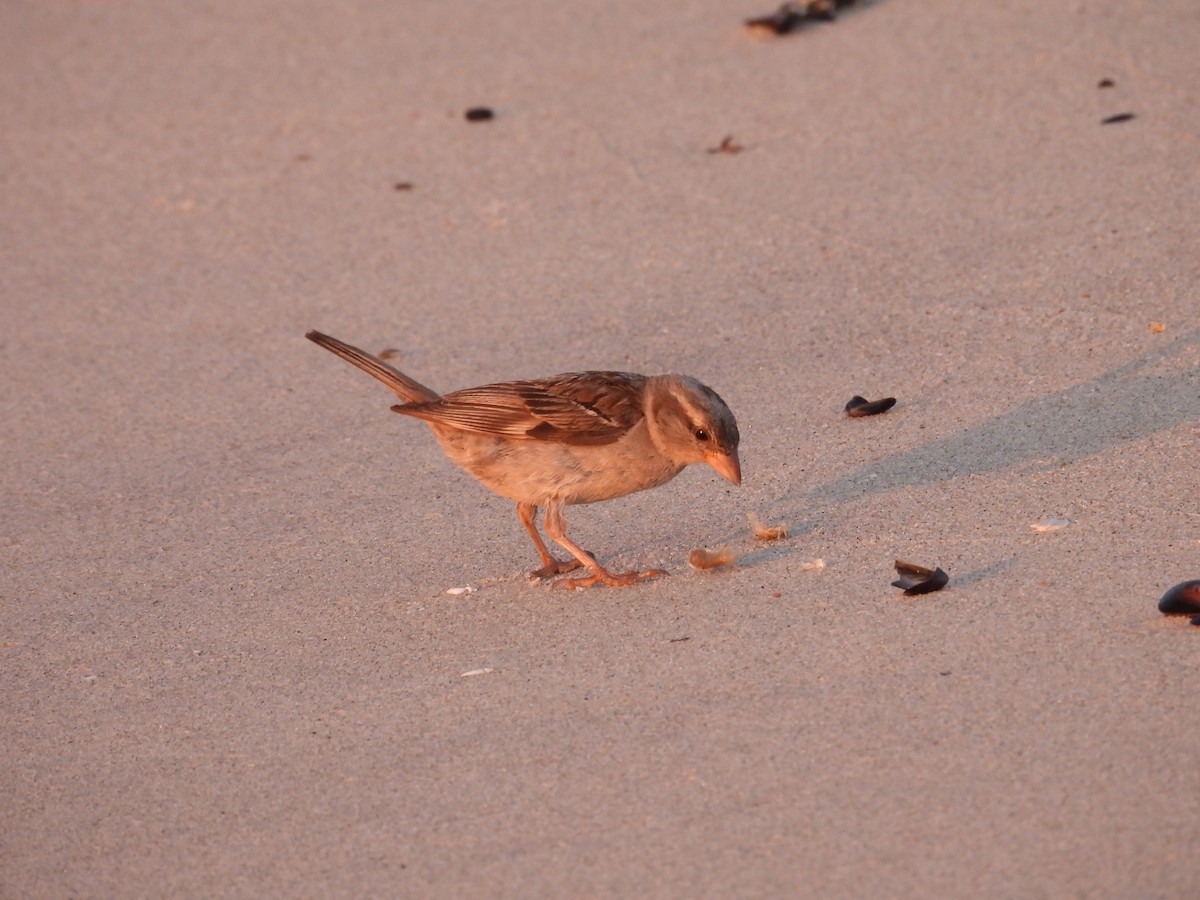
[531,550,598,579]
[552,568,666,589]
[531,559,583,579]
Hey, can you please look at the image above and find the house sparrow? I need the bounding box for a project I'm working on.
[306,331,742,588]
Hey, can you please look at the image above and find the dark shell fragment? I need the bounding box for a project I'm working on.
[1101,112,1135,125]
[892,560,949,596]
[745,3,806,33]
[1158,580,1200,616]
[846,395,897,417]
[706,135,744,155]
[745,0,857,34]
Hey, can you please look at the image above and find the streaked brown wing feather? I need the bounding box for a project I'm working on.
[394,372,647,445]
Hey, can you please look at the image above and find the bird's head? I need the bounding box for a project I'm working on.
[645,375,741,485]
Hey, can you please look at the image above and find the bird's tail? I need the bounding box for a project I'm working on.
[306,331,441,404]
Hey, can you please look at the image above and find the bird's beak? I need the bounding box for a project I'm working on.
[706,450,742,486]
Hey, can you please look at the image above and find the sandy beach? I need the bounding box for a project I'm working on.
[3,0,1199,895]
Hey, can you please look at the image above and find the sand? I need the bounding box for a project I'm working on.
[3,0,1199,895]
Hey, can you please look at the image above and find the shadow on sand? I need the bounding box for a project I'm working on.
[714,329,1197,581]
[805,328,1199,507]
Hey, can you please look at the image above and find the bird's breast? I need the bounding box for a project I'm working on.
[428,421,684,506]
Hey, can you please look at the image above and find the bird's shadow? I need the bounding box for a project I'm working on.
[802,328,1198,508]
[723,329,1197,576]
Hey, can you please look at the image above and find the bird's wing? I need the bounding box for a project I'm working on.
[394,372,647,446]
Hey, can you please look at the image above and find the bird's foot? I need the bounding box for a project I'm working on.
[531,550,597,580]
[553,568,667,589]
[531,557,584,579]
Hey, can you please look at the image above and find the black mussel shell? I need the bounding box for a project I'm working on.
[892,560,949,595]
[1158,581,1200,616]
[846,395,897,417]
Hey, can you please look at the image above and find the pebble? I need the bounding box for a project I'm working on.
[1030,517,1071,532]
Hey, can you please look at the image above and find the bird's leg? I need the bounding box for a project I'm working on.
[517,502,583,578]
[541,499,665,589]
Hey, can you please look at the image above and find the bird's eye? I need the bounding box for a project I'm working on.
[694,428,710,442]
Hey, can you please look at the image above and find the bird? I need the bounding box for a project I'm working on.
[305,330,742,588]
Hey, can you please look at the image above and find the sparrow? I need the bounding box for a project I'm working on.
[305,331,742,588]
